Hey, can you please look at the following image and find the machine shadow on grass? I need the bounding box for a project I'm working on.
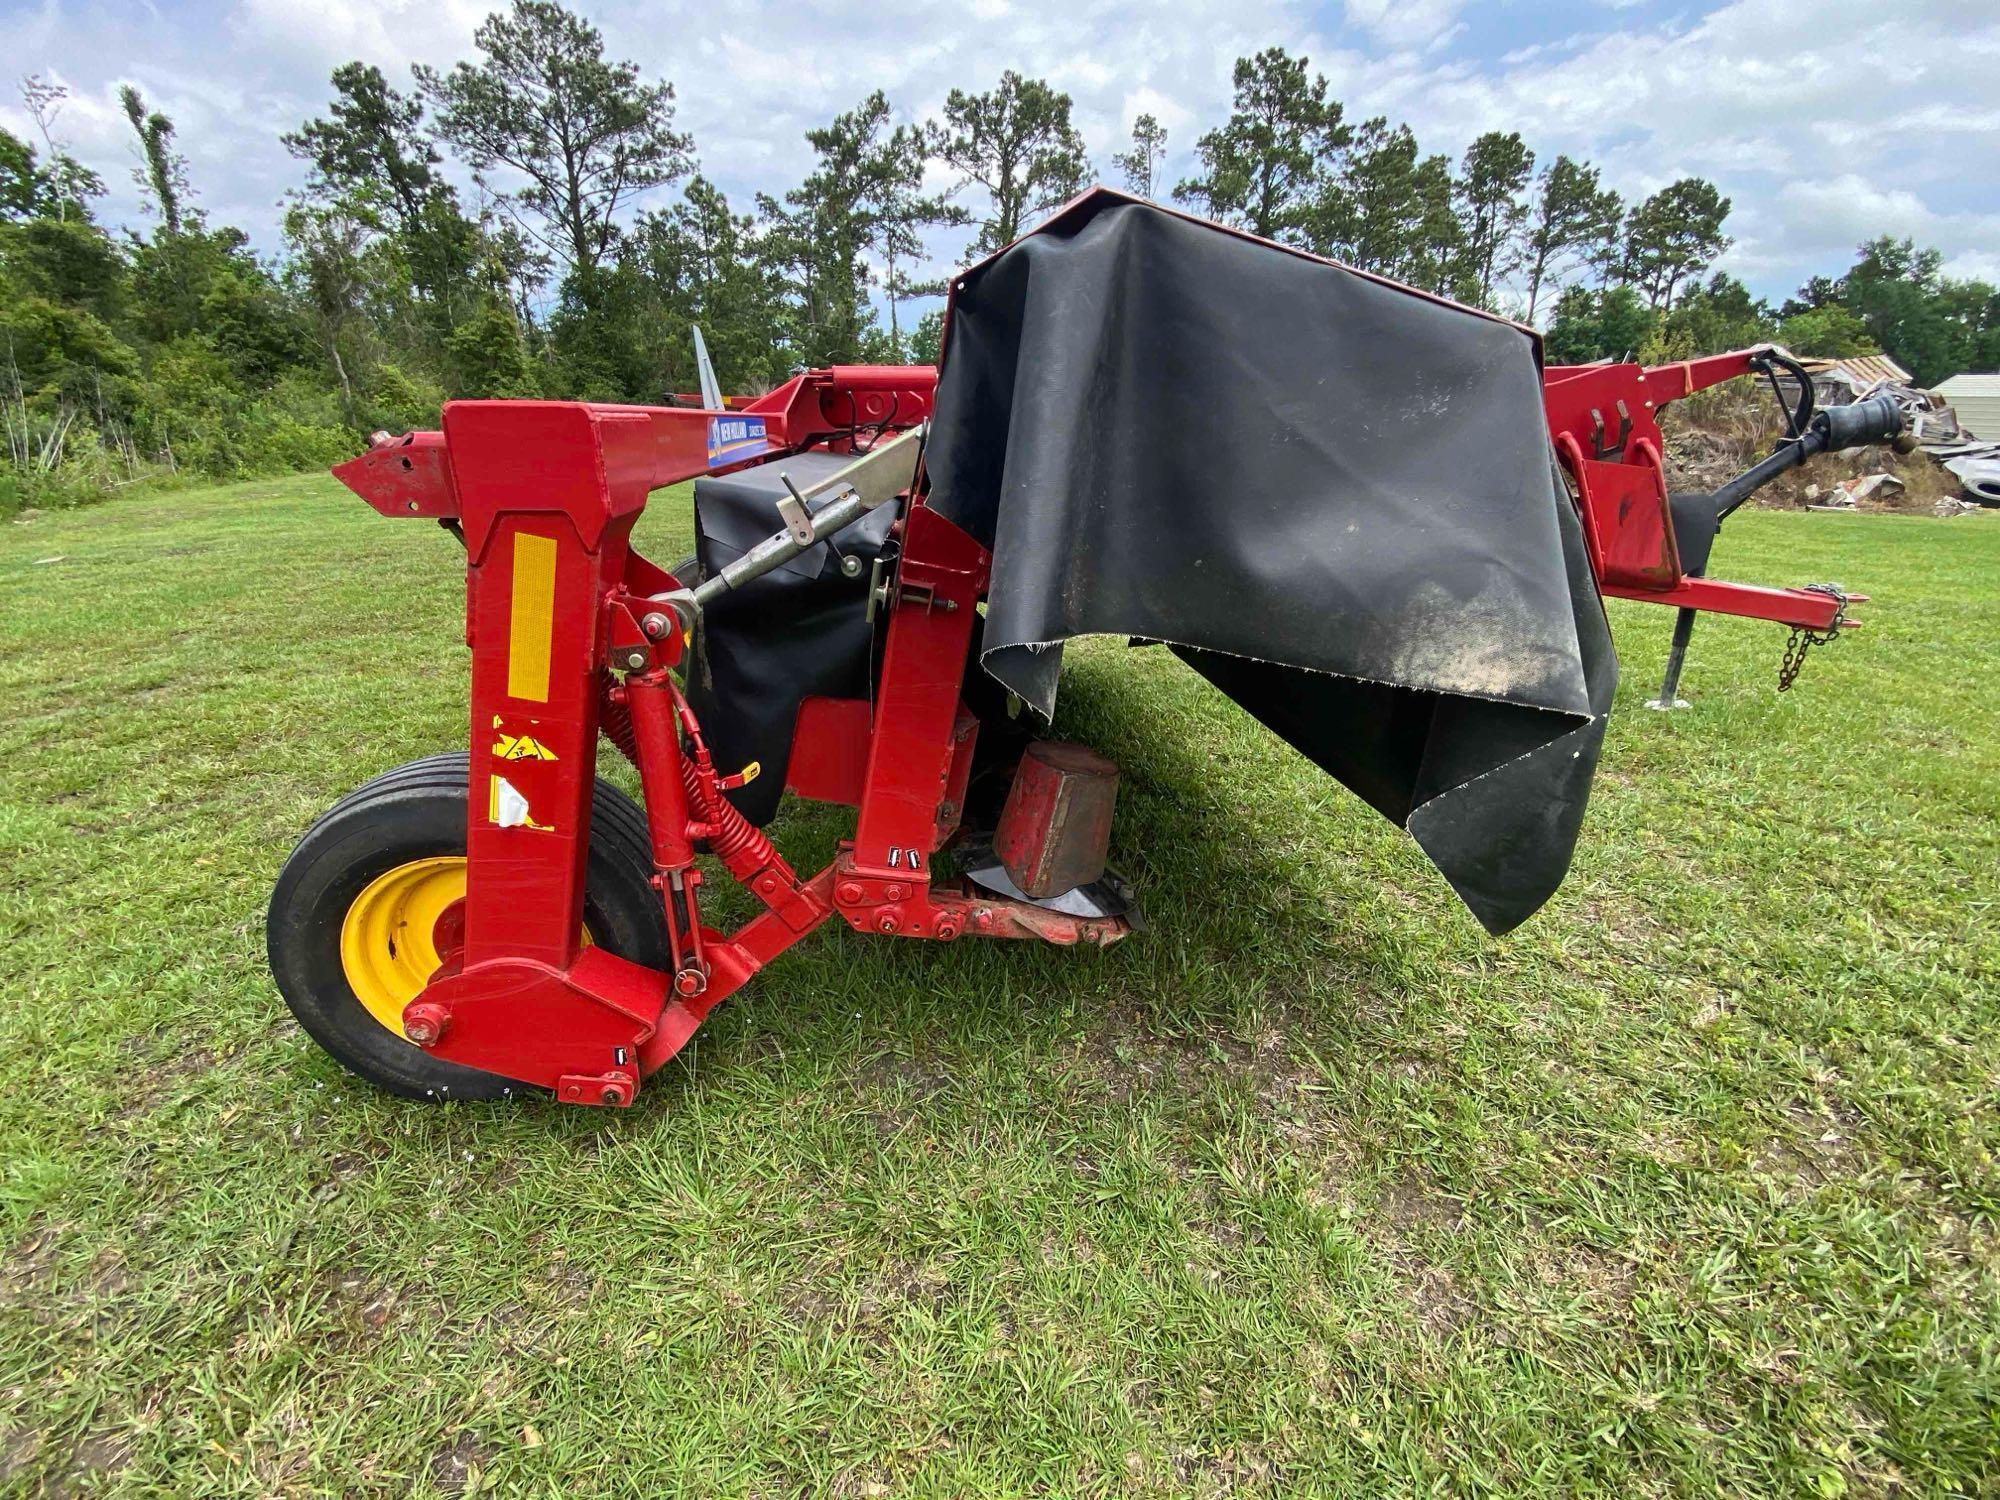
[632,645,1428,1113]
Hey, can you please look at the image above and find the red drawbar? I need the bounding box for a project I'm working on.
[1543,349,1860,632]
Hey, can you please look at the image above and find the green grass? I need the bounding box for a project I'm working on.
[1,474,1996,1497]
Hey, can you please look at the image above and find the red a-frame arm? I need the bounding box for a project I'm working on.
[1542,348,1857,631]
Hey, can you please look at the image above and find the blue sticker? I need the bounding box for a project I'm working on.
[706,415,769,464]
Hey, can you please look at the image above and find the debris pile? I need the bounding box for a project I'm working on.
[1662,350,1995,516]
[1925,439,2000,507]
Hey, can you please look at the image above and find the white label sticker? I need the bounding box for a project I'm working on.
[493,776,532,827]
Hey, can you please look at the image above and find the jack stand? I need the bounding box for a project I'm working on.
[1645,607,1698,711]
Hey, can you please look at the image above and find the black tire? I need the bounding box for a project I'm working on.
[268,755,669,1101]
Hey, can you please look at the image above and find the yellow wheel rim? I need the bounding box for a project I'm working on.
[340,857,467,1037]
[339,857,597,1038]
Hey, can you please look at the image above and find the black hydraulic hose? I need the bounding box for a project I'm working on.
[1750,347,1815,440]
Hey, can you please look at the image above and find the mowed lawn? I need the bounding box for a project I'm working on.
[0,472,1995,1498]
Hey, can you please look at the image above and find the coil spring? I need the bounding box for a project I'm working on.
[680,755,773,871]
[603,681,776,874]
[601,692,641,765]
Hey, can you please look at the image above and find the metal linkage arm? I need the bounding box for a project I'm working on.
[688,423,927,609]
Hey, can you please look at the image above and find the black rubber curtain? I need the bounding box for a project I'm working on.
[923,190,1615,933]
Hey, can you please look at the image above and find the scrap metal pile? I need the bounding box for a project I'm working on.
[266,190,1910,1109]
[1784,356,1997,512]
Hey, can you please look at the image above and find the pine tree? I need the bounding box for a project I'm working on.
[418,0,690,308]
[1520,156,1622,322]
[1173,48,1345,242]
[1622,178,1731,311]
[1454,130,1533,308]
[929,72,1089,258]
[286,63,479,327]
[1111,114,1168,199]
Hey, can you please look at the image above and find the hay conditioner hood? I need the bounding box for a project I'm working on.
[923,190,1616,934]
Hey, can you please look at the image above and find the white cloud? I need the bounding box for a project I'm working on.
[1309,0,2000,297]
[1344,0,1464,48]
[0,0,1992,311]
[1940,250,2000,282]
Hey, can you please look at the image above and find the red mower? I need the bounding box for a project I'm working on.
[268,190,1905,1107]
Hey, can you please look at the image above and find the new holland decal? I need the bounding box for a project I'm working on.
[706,414,769,465]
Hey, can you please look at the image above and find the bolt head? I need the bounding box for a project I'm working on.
[403,1002,449,1046]
[877,912,899,934]
[622,649,650,671]
[837,881,864,904]
[884,883,905,901]
[600,1086,624,1106]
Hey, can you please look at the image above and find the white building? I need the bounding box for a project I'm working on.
[1934,373,2000,439]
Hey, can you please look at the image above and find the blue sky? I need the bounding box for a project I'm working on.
[2,0,1995,317]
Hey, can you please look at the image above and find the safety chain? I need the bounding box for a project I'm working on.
[1777,583,1849,692]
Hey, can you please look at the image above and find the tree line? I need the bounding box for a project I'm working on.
[4,2,1997,511]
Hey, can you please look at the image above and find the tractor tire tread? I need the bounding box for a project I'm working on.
[268,755,667,1103]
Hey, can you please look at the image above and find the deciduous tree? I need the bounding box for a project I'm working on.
[19,77,101,224]
[1544,283,1657,364]
[119,85,191,233]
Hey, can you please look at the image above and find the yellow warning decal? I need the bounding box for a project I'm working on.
[493,731,559,762]
[507,532,557,703]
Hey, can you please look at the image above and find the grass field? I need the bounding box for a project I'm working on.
[1,474,1995,1497]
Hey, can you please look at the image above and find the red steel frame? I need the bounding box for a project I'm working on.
[1542,349,1863,631]
[337,364,1122,1107]
[333,349,1858,1107]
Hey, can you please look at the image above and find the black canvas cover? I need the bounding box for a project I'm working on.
[689,452,895,826]
[924,190,1616,933]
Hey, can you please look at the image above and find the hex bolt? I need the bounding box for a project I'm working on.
[884,883,906,901]
[600,1085,623,1106]
[877,912,899,934]
[640,611,672,640]
[837,881,864,904]
[404,1003,449,1046]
